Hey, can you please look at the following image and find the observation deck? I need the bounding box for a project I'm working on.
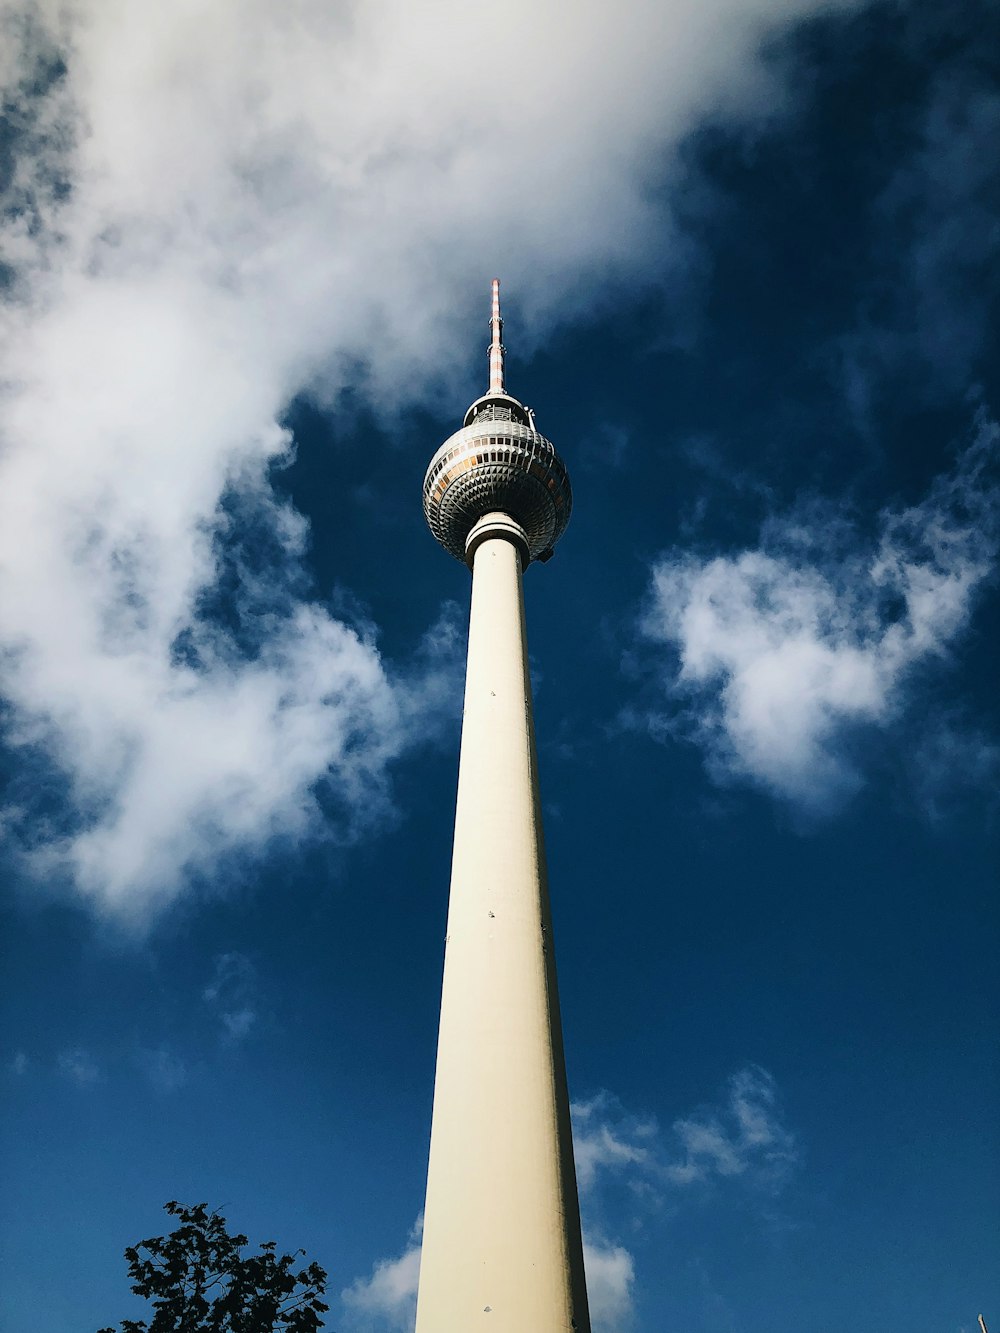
[423,283,572,566]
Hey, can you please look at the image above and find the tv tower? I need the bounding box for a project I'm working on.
[415,282,590,1331]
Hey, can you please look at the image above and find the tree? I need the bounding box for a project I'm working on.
[98,1200,329,1333]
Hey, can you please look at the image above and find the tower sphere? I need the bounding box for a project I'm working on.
[423,282,572,565]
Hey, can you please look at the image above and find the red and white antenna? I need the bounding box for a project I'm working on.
[488,278,505,395]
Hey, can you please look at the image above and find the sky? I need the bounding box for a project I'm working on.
[0,1,997,1330]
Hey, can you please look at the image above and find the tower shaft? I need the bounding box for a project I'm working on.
[415,527,590,1332]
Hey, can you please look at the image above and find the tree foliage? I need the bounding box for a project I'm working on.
[98,1200,329,1333]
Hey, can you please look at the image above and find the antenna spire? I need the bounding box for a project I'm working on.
[489,278,505,395]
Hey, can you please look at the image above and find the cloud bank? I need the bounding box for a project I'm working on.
[0,0,867,918]
[637,418,999,811]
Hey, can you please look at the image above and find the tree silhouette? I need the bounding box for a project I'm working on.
[98,1200,329,1332]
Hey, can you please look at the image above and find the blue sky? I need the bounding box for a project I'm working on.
[0,1,997,1330]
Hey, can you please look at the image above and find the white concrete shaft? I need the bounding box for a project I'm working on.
[415,533,591,1332]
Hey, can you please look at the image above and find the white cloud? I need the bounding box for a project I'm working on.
[343,1071,791,1332]
[203,951,261,1043]
[666,1066,797,1188]
[0,0,868,919]
[572,1091,658,1193]
[638,419,999,811]
[57,1046,100,1085]
[574,1066,797,1199]
[341,1219,421,1332]
[840,53,1000,412]
[341,1219,636,1333]
[8,1051,29,1076]
[909,717,1000,821]
[572,1068,796,1330]
[136,1045,188,1093]
[583,1239,636,1332]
